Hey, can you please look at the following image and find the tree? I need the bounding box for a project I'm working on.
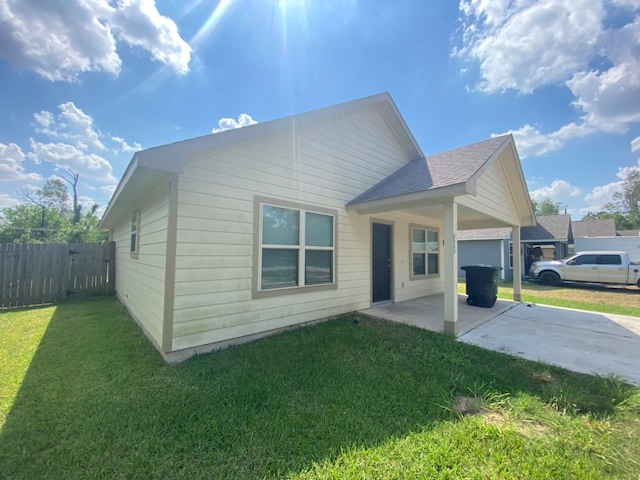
[607,170,640,229]
[531,197,565,216]
[63,168,82,225]
[0,176,107,244]
[582,170,640,230]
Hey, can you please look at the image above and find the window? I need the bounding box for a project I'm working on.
[130,210,140,258]
[509,242,513,268]
[411,226,439,277]
[599,254,622,265]
[259,202,335,291]
[572,254,597,265]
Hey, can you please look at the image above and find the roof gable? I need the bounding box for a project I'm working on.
[347,135,512,206]
[521,214,572,242]
[100,92,421,228]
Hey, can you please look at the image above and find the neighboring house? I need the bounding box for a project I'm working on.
[457,228,514,281]
[458,214,572,279]
[99,93,535,362]
[573,220,640,259]
[572,219,616,238]
[616,229,640,236]
[521,214,572,272]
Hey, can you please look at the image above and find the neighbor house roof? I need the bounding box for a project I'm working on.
[572,219,616,238]
[616,229,640,236]
[347,135,512,206]
[520,214,572,242]
[457,227,513,240]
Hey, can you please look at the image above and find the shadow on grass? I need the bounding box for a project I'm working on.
[0,297,635,478]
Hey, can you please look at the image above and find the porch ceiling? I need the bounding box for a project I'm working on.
[400,203,517,229]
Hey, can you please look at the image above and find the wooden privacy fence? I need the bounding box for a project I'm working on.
[0,242,115,308]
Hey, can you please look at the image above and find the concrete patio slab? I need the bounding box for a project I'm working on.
[459,303,640,386]
[359,294,517,336]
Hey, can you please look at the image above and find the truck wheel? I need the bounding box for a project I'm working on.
[539,271,560,286]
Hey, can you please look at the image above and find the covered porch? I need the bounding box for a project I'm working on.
[346,135,536,335]
[359,293,517,336]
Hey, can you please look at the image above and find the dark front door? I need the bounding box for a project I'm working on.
[372,223,392,303]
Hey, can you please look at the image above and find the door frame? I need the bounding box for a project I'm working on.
[371,219,394,305]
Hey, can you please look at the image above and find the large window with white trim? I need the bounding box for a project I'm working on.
[411,226,439,277]
[259,202,335,291]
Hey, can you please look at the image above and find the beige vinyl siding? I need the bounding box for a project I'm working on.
[458,155,520,225]
[373,211,444,304]
[171,106,414,351]
[113,185,169,348]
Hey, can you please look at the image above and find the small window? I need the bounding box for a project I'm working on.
[509,242,513,268]
[130,210,140,258]
[411,226,439,278]
[259,202,335,292]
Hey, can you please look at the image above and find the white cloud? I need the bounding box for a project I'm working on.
[35,102,106,150]
[530,179,582,200]
[212,114,258,133]
[632,136,640,152]
[457,0,640,142]
[0,142,43,182]
[101,184,117,196]
[566,17,640,133]
[457,0,603,94]
[0,193,21,210]
[495,122,594,159]
[112,0,191,75]
[111,136,142,154]
[0,0,191,82]
[28,139,116,183]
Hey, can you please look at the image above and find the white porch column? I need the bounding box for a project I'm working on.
[512,225,522,302]
[443,200,459,335]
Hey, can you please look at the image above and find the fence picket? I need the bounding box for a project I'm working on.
[0,242,115,308]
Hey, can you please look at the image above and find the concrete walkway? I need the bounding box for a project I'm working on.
[459,302,640,386]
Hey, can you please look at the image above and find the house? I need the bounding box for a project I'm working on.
[99,93,535,362]
[521,214,572,272]
[457,228,514,280]
[457,214,572,279]
[573,219,640,259]
[572,219,616,238]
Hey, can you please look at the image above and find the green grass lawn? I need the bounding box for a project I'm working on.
[1,297,639,478]
[459,280,640,317]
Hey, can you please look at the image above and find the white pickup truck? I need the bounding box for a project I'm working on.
[529,251,640,287]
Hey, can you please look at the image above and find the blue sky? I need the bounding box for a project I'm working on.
[1,0,639,220]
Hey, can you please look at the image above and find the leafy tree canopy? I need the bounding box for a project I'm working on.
[581,170,640,230]
[0,177,108,244]
[531,197,565,216]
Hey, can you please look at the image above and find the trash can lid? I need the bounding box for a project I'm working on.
[460,265,503,271]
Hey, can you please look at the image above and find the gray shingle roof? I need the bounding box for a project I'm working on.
[521,214,572,242]
[457,227,513,240]
[616,229,640,237]
[572,219,616,238]
[347,135,511,205]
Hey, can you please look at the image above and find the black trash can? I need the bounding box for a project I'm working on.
[460,265,502,308]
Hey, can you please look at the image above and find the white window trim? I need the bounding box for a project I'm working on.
[253,196,338,298]
[409,224,440,280]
